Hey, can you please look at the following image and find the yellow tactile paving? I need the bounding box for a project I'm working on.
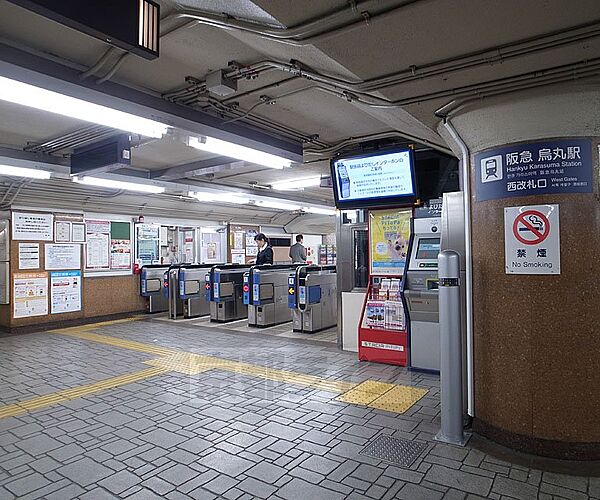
[38,320,429,417]
[336,380,396,405]
[0,367,168,419]
[368,385,429,413]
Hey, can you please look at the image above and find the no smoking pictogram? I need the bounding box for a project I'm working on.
[512,210,550,245]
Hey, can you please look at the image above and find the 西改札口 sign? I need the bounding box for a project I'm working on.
[475,139,592,201]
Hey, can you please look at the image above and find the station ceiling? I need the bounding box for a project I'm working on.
[0,0,599,225]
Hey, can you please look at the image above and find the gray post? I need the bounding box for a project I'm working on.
[435,250,469,446]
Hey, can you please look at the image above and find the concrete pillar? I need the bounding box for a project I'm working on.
[438,84,600,459]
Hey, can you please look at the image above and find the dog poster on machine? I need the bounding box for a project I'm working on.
[369,209,412,275]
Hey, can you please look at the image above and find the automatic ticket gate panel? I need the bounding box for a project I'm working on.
[245,265,300,327]
[209,265,251,322]
[289,265,337,333]
[177,265,214,319]
[140,265,170,313]
[404,216,441,372]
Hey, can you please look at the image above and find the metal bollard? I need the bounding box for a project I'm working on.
[435,250,469,446]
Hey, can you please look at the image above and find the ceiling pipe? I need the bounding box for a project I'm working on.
[165,0,421,46]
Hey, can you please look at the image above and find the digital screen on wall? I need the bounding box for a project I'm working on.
[330,149,418,209]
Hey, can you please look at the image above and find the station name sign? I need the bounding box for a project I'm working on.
[8,0,160,59]
[475,139,592,201]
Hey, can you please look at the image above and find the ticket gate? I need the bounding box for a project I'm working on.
[244,264,302,327]
[166,264,185,319]
[404,216,441,372]
[140,265,170,313]
[288,265,337,333]
[209,264,251,322]
[173,264,216,319]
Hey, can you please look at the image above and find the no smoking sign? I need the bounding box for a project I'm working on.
[504,204,560,274]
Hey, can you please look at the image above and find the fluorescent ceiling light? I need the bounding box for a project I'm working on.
[271,176,321,191]
[189,191,249,204]
[0,76,170,138]
[0,165,52,179]
[303,206,336,216]
[74,176,165,193]
[188,136,292,170]
[255,199,301,211]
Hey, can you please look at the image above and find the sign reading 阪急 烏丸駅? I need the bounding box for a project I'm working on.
[475,139,592,201]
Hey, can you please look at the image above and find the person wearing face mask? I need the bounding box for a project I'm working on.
[254,233,274,265]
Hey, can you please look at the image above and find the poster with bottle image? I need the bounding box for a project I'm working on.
[369,209,412,275]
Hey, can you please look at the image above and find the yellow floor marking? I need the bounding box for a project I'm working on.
[0,367,168,419]
[44,320,429,416]
[336,380,397,405]
[369,385,428,413]
[52,329,177,357]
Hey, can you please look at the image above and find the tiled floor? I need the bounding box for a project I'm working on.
[0,318,598,500]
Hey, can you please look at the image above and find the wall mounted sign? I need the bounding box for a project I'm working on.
[475,139,592,201]
[45,244,81,270]
[504,204,560,275]
[18,243,40,270]
[13,272,48,318]
[12,212,54,241]
[50,270,81,314]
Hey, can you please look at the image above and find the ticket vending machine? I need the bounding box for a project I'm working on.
[404,215,441,372]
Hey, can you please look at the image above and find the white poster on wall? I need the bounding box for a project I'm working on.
[13,272,48,318]
[54,221,71,243]
[86,220,111,269]
[45,244,81,270]
[50,271,81,314]
[231,251,245,264]
[71,223,86,243]
[18,243,40,270]
[12,212,54,241]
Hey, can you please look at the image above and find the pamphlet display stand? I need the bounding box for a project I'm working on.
[358,273,408,365]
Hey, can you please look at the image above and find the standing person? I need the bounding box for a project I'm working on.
[289,234,307,263]
[254,233,273,265]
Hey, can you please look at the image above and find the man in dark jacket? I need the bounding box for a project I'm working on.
[254,233,273,265]
[289,234,307,263]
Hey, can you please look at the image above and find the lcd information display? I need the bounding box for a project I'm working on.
[331,149,418,209]
[416,238,440,260]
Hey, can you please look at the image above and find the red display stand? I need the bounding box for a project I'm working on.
[358,274,408,366]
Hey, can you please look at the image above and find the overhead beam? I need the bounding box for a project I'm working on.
[150,156,239,180]
[0,145,69,172]
[0,41,304,162]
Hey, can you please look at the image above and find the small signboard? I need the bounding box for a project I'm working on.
[475,139,592,201]
[504,204,560,275]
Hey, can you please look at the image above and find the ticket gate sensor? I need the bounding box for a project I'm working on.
[244,264,302,327]
[208,264,251,322]
[175,264,217,319]
[140,265,170,313]
[288,265,337,333]
[404,216,441,372]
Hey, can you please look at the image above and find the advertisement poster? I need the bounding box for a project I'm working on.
[233,231,244,250]
[369,209,412,275]
[18,243,40,270]
[54,221,71,243]
[110,240,132,269]
[50,270,81,314]
[86,220,110,269]
[13,272,48,318]
[135,224,160,265]
[206,242,217,260]
[45,244,81,270]
[12,212,54,241]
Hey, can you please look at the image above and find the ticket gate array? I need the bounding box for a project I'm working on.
[244,264,301,327]
[208,264,251,322]
[404,216,441,372]
[170,264,215,319]
[288,265,337,333]
[140,265,170,313]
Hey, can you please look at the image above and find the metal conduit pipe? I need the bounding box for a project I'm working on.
[166,0,420,46]
[80,47,118,80]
